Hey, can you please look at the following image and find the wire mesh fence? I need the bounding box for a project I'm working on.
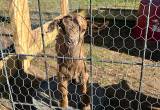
[0,0,160,110]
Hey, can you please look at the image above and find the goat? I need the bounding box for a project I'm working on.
[48,14,90,110]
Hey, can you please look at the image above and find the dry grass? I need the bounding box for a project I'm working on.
[31,42,160,98]
[0,0,159,101]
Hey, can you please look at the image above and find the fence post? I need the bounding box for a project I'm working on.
[60,0,69,15]
[10,0,32,72]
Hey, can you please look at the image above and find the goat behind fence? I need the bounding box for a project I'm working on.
[0,0,160,110]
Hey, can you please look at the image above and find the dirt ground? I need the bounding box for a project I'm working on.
[30,18,160,96]
[1,12,160,110]
[28,18,160,109]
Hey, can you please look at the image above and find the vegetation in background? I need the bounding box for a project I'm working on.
[0,0,140,12]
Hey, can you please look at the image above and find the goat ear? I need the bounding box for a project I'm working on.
[47,19,60,33]
[61,15,73,27]
[73,15,87,32]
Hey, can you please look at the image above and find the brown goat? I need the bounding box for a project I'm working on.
[48,14,90,110]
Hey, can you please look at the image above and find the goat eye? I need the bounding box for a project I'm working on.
[68,40,71,44]
[66,38,72,44]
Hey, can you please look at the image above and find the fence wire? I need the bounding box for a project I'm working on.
[138,0,153,110]
[0,0,160,110]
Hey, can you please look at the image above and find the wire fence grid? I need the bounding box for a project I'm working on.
[0,0,160,110]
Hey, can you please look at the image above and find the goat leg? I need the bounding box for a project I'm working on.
[58,76,68,109]
[80,72,91,110]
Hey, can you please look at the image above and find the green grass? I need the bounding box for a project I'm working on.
[0,0,140,13]
[69,0,140,9]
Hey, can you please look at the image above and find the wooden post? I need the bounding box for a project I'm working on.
[60,0,69,15]
[5,0,65,79]
[9,0,59,78]
[10,0,32,72]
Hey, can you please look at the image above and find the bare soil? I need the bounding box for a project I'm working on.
[1,10,160,110]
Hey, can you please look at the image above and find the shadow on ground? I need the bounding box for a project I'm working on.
[1,71,160,110]
[85,19,160,61]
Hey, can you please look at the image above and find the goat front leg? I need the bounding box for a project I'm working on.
[80,72,91,110]
[58,77,68,109]
[81,72,89,94]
